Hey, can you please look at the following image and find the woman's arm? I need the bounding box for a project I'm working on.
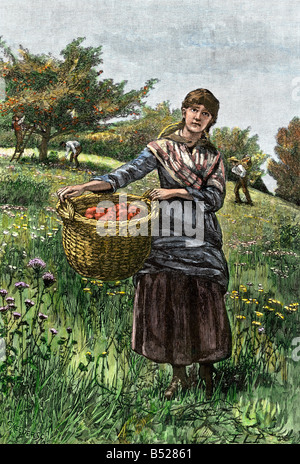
[147,186,225,212]
[57,148,157,201]
[148,188,193,201]
[91,148,157,192]
[185,154,226,212]
[57,179,113,202]
[185,185,225,212]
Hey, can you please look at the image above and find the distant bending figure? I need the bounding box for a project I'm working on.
[60,140,82,168]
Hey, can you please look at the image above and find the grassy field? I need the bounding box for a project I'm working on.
[0,147,299,444]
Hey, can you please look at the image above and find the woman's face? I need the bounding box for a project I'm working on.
[182,104,213,137]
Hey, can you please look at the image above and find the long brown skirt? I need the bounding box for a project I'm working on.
[132,272,232,366]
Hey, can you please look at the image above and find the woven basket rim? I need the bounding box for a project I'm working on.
[56,191,157,226]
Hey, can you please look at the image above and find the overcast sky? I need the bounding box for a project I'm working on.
[0,0,299,190]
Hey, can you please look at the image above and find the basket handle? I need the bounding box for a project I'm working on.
[56,198,76,222]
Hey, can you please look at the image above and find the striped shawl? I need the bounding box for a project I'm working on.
[147,124,225,193]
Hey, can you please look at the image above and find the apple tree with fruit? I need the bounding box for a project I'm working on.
[0,36,157,161]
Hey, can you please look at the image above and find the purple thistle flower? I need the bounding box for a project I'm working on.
[0,289,8,297]
[15,282,30,291]
[25,299,35,309]
[0,306,8,313]
[66,327,72,334]
[12,312,21,319]
[38,312,48,320]
[6,296,15,304]
[42,272,56,288]
[8,303,17,310]
[27,258,46,270]
[50,328,58,335]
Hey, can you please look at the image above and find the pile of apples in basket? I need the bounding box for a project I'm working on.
[84,202,143,221]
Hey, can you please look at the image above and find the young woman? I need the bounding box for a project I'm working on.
[57,88,232,399]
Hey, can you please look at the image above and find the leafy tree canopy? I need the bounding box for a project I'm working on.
[0,36,157,160]
[268,117,300,205]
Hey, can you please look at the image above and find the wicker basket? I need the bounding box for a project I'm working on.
[56,191,157,281]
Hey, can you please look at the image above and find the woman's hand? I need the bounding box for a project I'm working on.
[148,188,192,201]
[57,184,86,202]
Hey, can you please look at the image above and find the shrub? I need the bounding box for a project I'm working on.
[0,130,40,149]
[0,174,51,206]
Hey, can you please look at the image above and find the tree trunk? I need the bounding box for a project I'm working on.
[39,127,51,161]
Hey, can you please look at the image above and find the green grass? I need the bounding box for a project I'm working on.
[0,148,299,444]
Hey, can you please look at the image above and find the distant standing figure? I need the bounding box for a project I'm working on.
[60,141,82,168]
[229,156,253,205]
[12,114,25,157]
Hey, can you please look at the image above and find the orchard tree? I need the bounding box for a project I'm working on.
[0,37,157,161]
[211,126,269,185]
[115,101,182,148]
[268,117,300,205]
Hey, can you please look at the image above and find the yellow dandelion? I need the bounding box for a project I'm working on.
[252,321,261,326]
[106,292,115,296]
[255,311,264,317]
[117,291,126,295]
[285,306,297,312]
[275,312,284,320]
[83,287,91,293]
[236,315,246,320]
[86,351,92,355]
